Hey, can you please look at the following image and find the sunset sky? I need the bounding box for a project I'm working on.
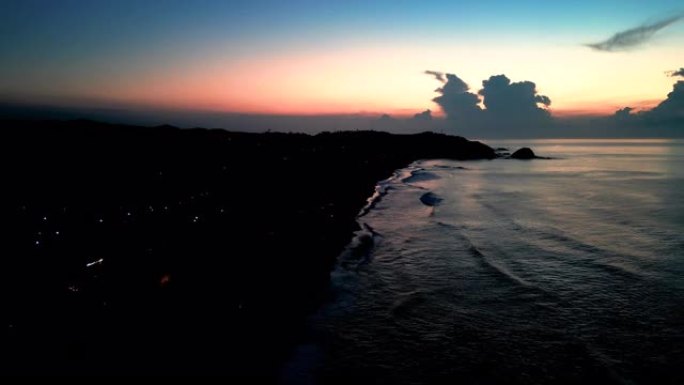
[1,0,683,118]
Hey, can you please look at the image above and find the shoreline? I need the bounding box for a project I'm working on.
[2,119,496,375]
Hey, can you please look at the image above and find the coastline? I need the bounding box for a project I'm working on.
[2,119,496,375]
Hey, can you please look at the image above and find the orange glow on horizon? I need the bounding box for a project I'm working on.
[32,40,681,119]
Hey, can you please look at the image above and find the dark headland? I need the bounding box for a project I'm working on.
[2,119,496,375]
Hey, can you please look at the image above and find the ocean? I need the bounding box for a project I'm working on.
[283,139,684,385]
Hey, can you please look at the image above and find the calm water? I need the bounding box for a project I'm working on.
[284,139,684,385]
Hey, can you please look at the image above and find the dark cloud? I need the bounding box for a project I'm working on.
[612,107,638,128]
[644,80,684,122]
[412,109,432,121]
[478,75,551,117]
[431,74,482,121]
[428,73,552,136]
[476,75,552,132]
[614,107,634,119]
[587,15,683,52]
[670,68,684,77]
[424,70,446,83]
[611,79,684,133]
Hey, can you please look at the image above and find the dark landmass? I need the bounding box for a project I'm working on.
[1,119,496,375]
[510,147,546,159]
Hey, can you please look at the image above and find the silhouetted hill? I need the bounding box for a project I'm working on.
[1,119,495,375]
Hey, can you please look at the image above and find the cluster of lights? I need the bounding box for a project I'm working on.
[29,189,230,250]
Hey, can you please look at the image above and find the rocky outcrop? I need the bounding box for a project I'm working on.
[510,147,537,159]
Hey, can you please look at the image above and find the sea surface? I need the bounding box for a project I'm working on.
[283,139,684,385]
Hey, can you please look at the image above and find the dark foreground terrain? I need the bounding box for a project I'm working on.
[1,120,495,375]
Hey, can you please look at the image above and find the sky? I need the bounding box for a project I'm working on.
[1,0,683,135]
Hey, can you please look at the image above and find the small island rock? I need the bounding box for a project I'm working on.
[510,147,537,159]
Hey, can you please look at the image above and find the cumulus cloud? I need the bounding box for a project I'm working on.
[612,78,684,130]
[669,68,684,77]
[587,15,683,52]
[478,75,551,116]
[476,75,552,132]
[645,80,684,121]
[424,70,446,83]
[431,74,482,121]
[428,73,552,136]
